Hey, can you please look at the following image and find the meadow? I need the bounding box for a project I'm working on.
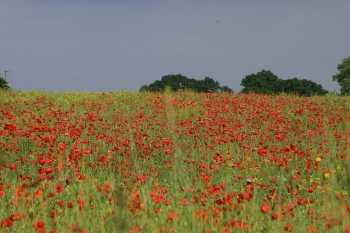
[0,90,349,233]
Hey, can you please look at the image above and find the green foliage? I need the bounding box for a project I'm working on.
[333,56,350,95]
[197,76,220,93]
[278,78,328,96]
[340,79,350,96]
[220,85,233,93]
[0,74,11,90]
[240,70,328,96]
[140,74,233,93]
[240,70,279,94]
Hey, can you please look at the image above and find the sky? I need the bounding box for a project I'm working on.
[1,0,349,92]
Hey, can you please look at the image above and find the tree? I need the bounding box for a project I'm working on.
[332,56,350,95]
[140,74,233,93]
[240,70,328,96]
[277,78,328,96]
[340,79,350,95]
[298,79,328,96]
[220,85,234,93]
[240,70,279,94]
[276,77,302,94]
[0,75,10,90]
[197,77,220,93]
[140,74,197,92]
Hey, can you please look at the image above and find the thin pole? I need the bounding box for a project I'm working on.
[4,70,8,80]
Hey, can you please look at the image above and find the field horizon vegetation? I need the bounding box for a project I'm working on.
[0,89,349,232]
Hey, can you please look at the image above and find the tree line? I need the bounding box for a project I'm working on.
[1,56,349,94]
[140,56,350,96]
[140,72,328,96]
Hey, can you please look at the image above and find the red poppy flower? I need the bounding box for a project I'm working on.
[154,208,160,214]
[55,184,64,193]
[290,190,298,195]
[67,202,73,208]
[1,219,12,227]
[167,212,176,220]
[261,203,270,213]
[308,225,316,232]
[10,164,17,170]
[288,204,294,211]
[271,213,278,220]
[180,198,188,206]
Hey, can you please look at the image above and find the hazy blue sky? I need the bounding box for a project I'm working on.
[1,0,349,92]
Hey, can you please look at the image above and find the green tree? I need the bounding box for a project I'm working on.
[276,77,302,94]
[332,56,350,95]
[340,79,350,95]
[0,75,11,90]
[220,85,233,93]
[140,74,232,93]
[240,70,279,94]
[277,78,328,96]
[240,71,328,96]
[197,77,220,92]
[299,79,328,96]
[140,74,196,92]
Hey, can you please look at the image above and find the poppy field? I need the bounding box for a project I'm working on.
[0,90,349,232]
